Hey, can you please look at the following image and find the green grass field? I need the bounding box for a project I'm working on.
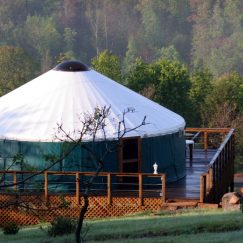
[1,209,243,242]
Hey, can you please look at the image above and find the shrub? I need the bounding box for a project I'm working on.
[47,216,76,237]
[2,221,19,235]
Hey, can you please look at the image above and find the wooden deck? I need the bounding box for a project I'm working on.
[166,149,216,201]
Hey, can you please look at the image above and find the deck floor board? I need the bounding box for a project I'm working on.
[166,149,216,200]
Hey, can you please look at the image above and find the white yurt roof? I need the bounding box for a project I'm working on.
[0,61,185,142]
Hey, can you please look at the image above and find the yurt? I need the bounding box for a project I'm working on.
[0,61,186,182]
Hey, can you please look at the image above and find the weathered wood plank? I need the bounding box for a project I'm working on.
[166,149,216,200]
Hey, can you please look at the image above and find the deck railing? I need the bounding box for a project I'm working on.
[185,128,232,150]
[193,128,235,203]
[0,171,166,206]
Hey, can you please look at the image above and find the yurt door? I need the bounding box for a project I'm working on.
[119,136,141,174]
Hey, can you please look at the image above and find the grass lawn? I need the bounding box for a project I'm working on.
[1,209,243,242]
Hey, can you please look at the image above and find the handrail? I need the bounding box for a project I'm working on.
[185,128,231,133]
[0,171,166,206]
[0,171,163,177]
[185,127,231,150]
[192,131,201,141]
[209,128,234,166]
[199,128,235,203]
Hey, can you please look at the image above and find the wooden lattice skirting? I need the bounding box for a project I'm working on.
[0,194,163,225]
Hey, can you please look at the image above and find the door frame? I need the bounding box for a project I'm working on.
[118,136,141,173]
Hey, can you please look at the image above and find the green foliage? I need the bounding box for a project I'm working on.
[91,50,122,82]
[125,58,153,91]
[2,222,19,235]
[157,45,180,62]
[59,27,78,61]
[135,0,191,62]
[123,37,139,72]
[47,217,76,237]
[0,45,38,96]
[189,69,213,126]
[203,72,243,119]
[125,58,194,121]
[0,0,242,79]
[12,153,25,170]
[55,52,76,65]
[64,27,77,52]
[59,195,71,208]
[152,59,192,121]
[191,0,243,77]
[23,15,61,71]
[43,154,58,163]
[201,72,243,158]
[12,153,36,171]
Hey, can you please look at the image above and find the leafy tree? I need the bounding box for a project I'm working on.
[23,15,61,72]
[64,27,77,53]
[156,45,180,62]
[0,45,38,96]
[0,0,29,44]
[125,58,155,98]
[189,69,213,126]
[85,1,103,56]
[152,59,192,123]
[191,0,243,77]
[99,0,139,57]
[57,0,93,63]
[136,0,192,63]
[55,27,78,62]
[91,50,122,82]
[123,37,139,73]
[190,0,213,72]
[55,52,76,65]
[202,71,243,125]
[126,58,193,123]
[224,0,242,33]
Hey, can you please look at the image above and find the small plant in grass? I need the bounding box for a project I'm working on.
[47,216,76,237]
[2,221,20,235]
[240,198,243,213]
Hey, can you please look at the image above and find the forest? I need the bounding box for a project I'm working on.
[0,0,243,163]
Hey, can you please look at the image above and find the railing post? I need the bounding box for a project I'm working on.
[107,173,111,205]
[200,175,205,203]
[206,173,210,196]
[230,135,235,192]
[218,153,222,197]
[215,159,221,202]
[44,171,48,202]
[161,174,166,203]
[204,131,208,151]
[209,167,213,189]
[212,163,216,202]
[76,172,80,205]
[139,173,143,206]
[13,172,17,192]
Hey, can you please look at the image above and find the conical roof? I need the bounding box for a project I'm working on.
[0,61,185,142]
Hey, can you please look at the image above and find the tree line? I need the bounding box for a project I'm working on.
[0,0,243,75]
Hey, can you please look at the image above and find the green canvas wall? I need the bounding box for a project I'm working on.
[0,132,186,183]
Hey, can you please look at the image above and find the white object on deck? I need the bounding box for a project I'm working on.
[186,140,194,161]
[186,140,194,146]
[153,162,158,174]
